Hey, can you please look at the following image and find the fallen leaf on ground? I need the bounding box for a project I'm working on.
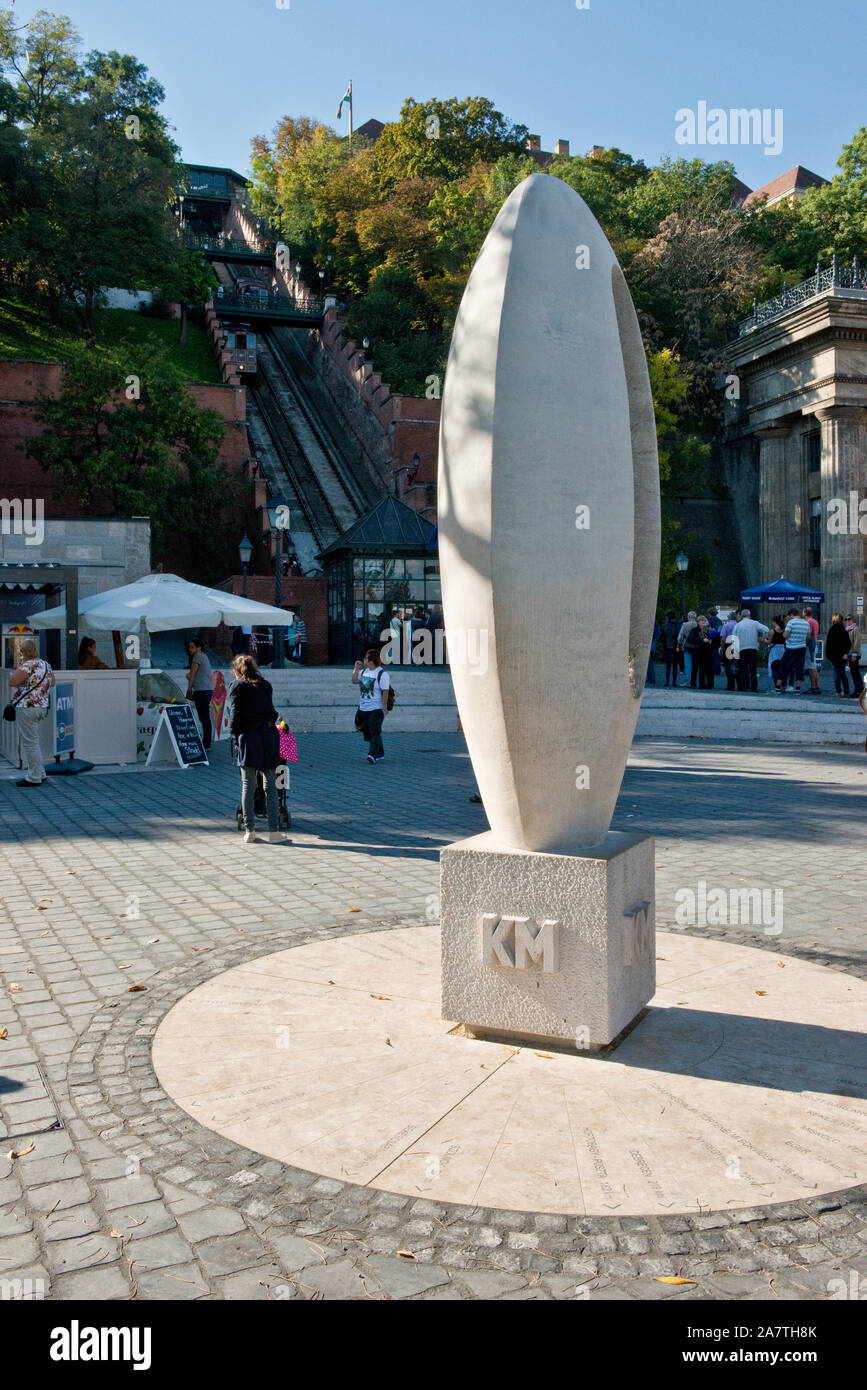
[777,962,785,968]
[348,908,361,913]
[656,956,666,961]
[40,931,50,937]
[127,985,147,992]
[656,1276,695,1285]
[110,1229,123,1239]
[396,1250,416,1260]
[9,983,21,991]
[370,994,390,1001]
[36,906,48,911]
[6,1143,34,1160]
[118,965,132,970]
[534,1052,552,1059]
[755,990,767,996]
[385,1037,392,1047]
[146,938,159,944]
[325,980,335,985]
[0,1029,7,1040]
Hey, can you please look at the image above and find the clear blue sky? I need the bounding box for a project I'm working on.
[56,0,862,189]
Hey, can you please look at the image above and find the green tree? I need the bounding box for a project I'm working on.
[799,128,867,262]
[26,339,235,574]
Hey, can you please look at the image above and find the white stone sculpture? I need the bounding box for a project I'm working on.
[438,174,660,1047]
[438,173,660,855]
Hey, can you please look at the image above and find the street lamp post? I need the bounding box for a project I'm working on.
[267,498,290,669]
[676,552,689,618]
[238,534,253,598]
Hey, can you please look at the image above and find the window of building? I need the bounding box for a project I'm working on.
[807,433,821,474]
[809,499,822,568]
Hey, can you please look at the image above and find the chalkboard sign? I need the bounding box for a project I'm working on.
[146,703,208,768]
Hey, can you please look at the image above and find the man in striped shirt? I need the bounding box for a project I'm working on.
[781,608,811,692]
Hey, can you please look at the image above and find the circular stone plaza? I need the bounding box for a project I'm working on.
[1,730,865,1304]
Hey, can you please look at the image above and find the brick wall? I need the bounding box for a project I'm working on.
[0,360,260,574]
[307,309,441,518]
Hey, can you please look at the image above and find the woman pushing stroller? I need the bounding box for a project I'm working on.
[228,654,289,844]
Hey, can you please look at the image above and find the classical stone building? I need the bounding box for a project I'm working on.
[724,261,867,622]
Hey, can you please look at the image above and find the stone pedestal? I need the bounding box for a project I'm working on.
[440,830,655,1049]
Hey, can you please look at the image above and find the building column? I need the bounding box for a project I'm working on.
[815,406,867,621]
[755,426,792,584]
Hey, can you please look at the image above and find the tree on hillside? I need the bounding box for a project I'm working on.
[0,14,188,333]
[371,97,529,186]
[0,6,79,125]
[26,340,236,575]
[799,128,867,262]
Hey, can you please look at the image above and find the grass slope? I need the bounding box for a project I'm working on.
[0,296,221,384]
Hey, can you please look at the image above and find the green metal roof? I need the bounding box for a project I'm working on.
[319,495,436,561]
[181,163,248,185]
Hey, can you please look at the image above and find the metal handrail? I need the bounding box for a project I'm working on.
[736,256,865,336]
[213,290,324,317]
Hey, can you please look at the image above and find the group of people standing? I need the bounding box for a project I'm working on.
[655,604,864,696]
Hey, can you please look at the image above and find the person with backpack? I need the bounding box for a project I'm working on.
[660,611,680,687]
[352,648,391,763]
[7,639,55,787]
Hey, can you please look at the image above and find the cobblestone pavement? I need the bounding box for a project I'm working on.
[0,734,865,1301]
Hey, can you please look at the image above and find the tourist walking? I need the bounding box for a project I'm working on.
[227,654,285,843]
[678,611,698,687]
[7,639,55,788]
[352,648,390,763]
[186,638,214,750]
[767,617,787,692]
[845,616,864,696]
[733,608,769,692]
[825,614,851,697]
[779,608,811,693]
[291,609,307,664]
[660,610,680,687]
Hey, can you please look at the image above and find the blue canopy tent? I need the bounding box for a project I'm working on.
[739,576,825,606]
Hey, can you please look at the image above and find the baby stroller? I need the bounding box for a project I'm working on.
[234,721,296,833]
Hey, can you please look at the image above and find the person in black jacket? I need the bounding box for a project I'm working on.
[825,613,852,697]
[660,610,680,687]
[227,655,286,843]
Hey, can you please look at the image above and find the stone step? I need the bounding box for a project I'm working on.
[637,688,865,744]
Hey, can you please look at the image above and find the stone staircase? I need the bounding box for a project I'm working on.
[636,687,866,745]
[161,666,866,743]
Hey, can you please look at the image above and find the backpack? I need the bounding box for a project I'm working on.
[376,668,396,711]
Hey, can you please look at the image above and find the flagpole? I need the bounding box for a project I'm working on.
[349,80,353,148]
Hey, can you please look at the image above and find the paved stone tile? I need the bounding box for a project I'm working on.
[130,1262,211,1301]
[53,1264,131,1300]
[195,1233,270,1277]
[126,1230,195,1271]
[216,1266,290,1300]
[176,1205,247,1242]
[44,1234,119,1274]
[365,1254,452,1299]
[293,1256,383,1300]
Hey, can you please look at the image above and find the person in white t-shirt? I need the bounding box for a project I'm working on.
[352,648,390,763]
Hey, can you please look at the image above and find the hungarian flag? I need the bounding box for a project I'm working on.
[336,83,352,120]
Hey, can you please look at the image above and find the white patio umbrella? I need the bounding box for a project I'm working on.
[28,572,294,634]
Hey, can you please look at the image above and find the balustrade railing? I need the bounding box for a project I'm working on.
[736,256,865,336]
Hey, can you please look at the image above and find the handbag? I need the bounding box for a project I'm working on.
[3,661,47,721]
[276,721,298,763]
